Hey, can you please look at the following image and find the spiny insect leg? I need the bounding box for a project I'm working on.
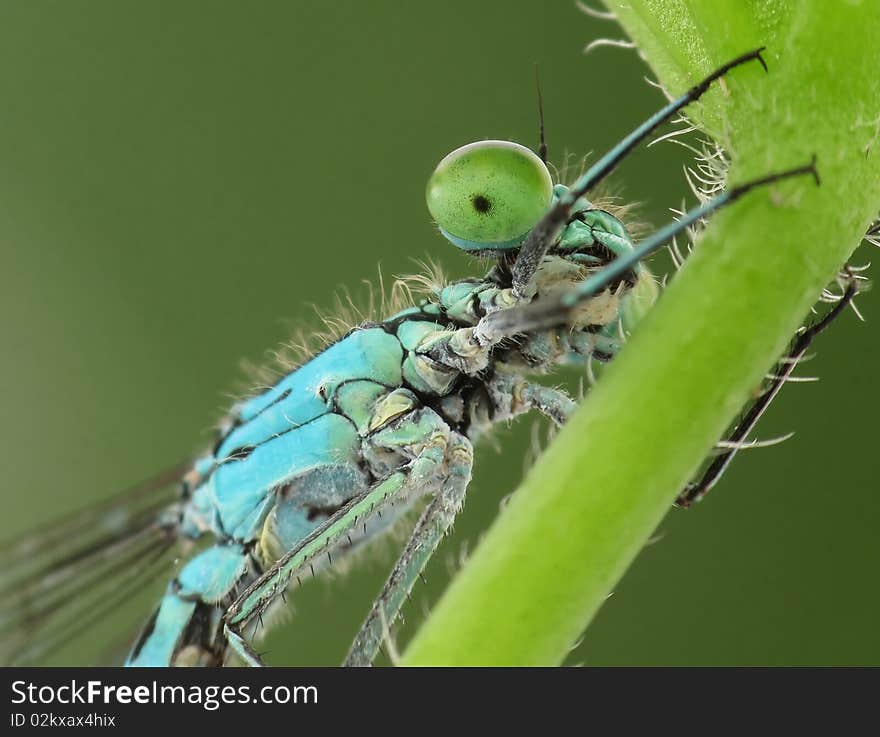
[677,277,859,508]
[511,48,768,297]
[474,158,820,347]
[224,626,265,667]
[344,434,474,667]
[222,414,460,666]
[222,472,409,666]
[562,160,821,308]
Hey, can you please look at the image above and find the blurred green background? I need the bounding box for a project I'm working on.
[1,1,877,666]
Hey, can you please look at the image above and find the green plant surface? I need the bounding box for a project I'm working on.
[402,0,880,666]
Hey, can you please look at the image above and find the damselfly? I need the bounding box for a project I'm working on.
[0,49,858,667]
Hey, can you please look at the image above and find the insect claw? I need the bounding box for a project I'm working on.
[755,46,768,72]
[808,153,821,186]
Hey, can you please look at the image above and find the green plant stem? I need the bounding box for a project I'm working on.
[402,1,880,665]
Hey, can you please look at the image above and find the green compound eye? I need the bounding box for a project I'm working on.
[426,140,553,251]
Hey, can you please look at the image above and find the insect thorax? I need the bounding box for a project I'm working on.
[177,204,640,560]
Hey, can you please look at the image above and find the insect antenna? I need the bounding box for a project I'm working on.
[535,63,548,164]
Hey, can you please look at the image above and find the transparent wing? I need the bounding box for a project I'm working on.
[0,461,189,665]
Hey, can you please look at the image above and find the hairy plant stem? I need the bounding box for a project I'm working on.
[402,1,880,665]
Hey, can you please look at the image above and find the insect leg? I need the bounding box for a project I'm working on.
[520,383,577,426]
[473,159,820,347]
[511,48,768,297]
[677,278,859,507]
[344,433,473,666]
[222,472,408,666]
[486,371,577,426]
[222,413,458,666]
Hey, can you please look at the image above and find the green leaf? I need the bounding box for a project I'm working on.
[402,0,880,665]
